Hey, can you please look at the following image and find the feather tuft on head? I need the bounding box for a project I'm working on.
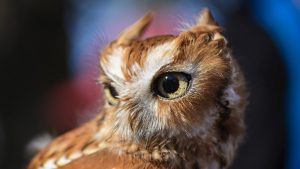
[116,12,154,45]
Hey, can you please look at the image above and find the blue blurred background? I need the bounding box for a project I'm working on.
[0,0,299,169]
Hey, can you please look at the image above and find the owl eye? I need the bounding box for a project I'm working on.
[104,85,119,105]
[153,72,191,99]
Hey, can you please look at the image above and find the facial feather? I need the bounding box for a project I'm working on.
[100,28,232,143]
[28,9,246,169]
[97,10,246,168]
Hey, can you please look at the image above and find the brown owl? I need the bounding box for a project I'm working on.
[28,8,247,169]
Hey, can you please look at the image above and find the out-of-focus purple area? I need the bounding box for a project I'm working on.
[0,0,299,169]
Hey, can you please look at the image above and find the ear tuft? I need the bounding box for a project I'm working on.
[197,8,218,26]
[116,12,154,45]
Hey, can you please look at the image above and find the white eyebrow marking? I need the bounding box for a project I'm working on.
[142,41,176,80]
[125,40,176,97]
[101,47,125,85]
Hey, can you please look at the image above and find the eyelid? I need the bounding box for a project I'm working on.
[104,85,119,106]
[98,75,112,84]
[152,61,195,80]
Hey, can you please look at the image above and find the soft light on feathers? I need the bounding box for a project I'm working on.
[28,8,247,169]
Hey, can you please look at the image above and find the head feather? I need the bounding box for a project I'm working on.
[116,12,154,45]
[196,8,218,26]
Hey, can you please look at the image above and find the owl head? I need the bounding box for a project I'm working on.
[99,8,246,167]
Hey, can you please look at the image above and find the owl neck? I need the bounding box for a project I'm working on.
[96,112,231,169]
[103,134,227,169]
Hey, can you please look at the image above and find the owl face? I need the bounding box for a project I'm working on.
[99,11,238,146]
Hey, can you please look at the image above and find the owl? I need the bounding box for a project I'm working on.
[28,8,247,169]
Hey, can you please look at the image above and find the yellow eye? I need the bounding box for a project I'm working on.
[154,72,191,99]
[104,85,119,105]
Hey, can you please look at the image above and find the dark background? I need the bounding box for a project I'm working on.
[0,1,68,168]
[0,0,287,169]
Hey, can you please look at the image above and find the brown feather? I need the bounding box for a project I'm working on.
[28,8,247,169]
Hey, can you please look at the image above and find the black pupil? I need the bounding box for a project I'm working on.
[162,75,179,93]
[109,86,118,98]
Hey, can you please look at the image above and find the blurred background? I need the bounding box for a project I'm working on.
[0,0,299,169]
